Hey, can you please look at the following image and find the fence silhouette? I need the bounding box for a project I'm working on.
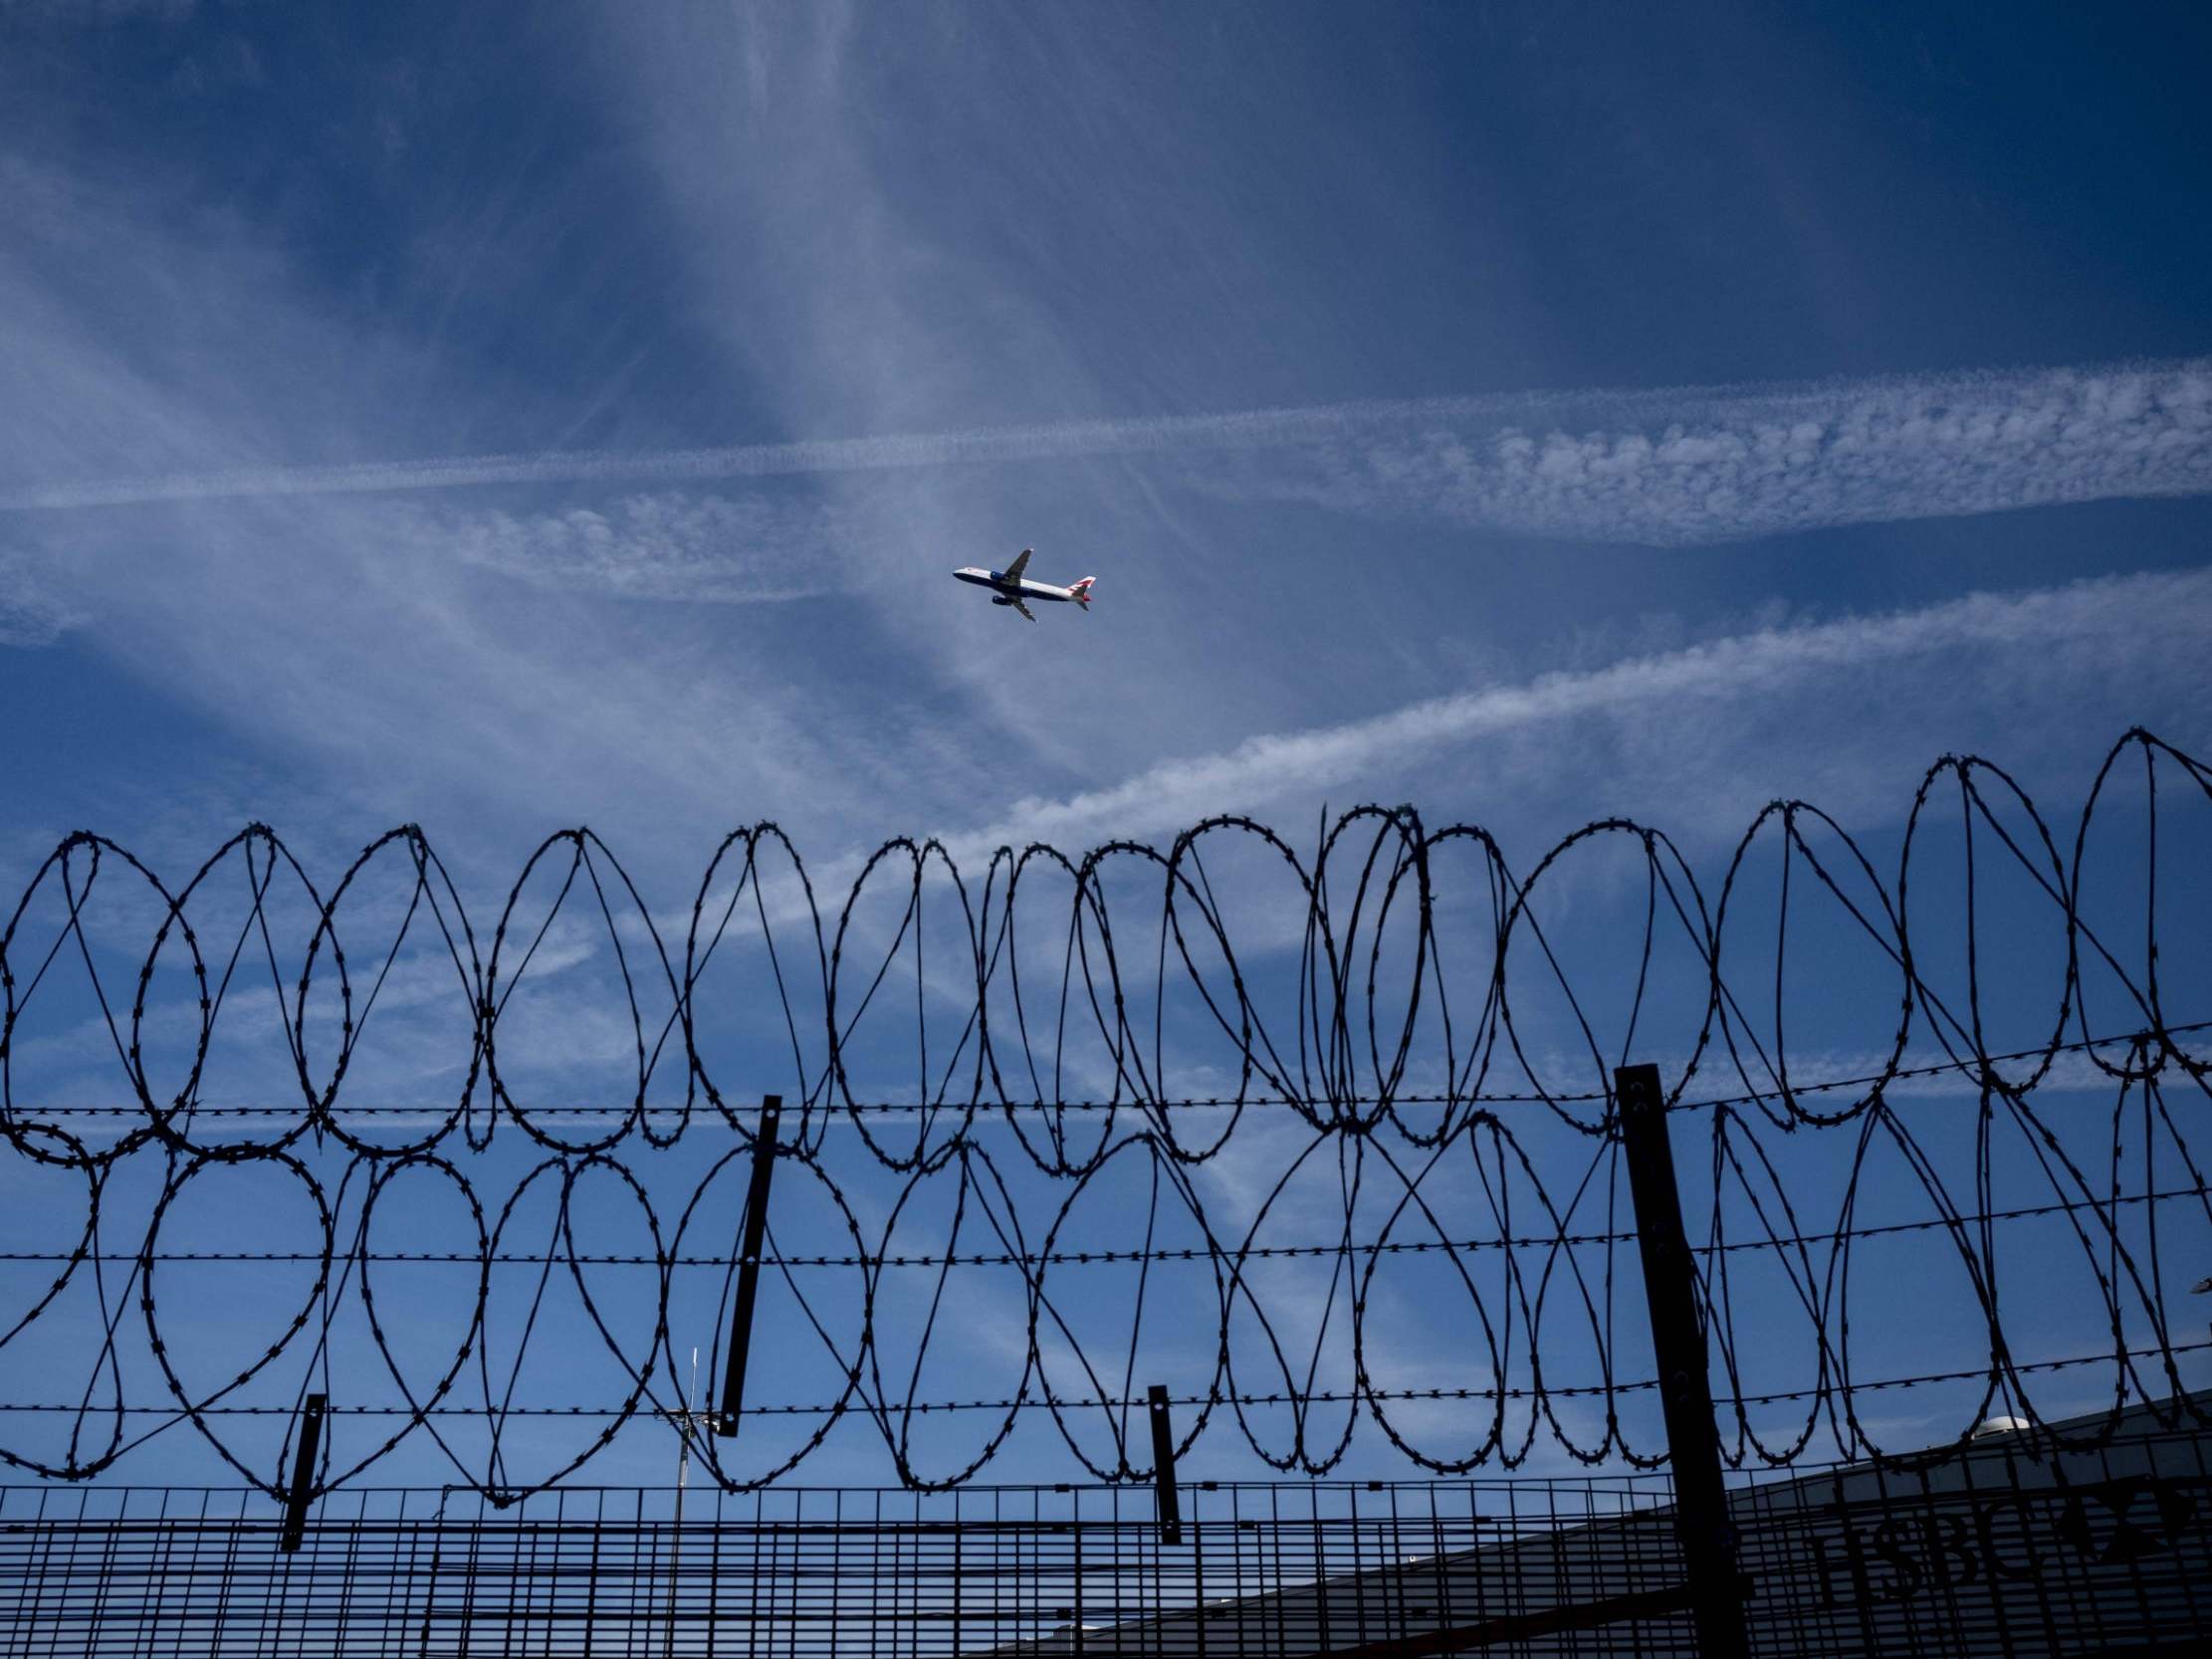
[9,1427,2208,1659]
[1,728,2207,1511]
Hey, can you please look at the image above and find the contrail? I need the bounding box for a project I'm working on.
[1245,356,2212,545]
[0,397,1532,512]
[3,359,2208,545]
[954,564,2212,852]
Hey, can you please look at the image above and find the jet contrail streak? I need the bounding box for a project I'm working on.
[0,397,1527,512]
[951,564,2212,852]
[2,359,2207,540]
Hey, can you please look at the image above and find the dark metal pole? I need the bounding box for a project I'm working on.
[1614,1062,1750,1656]
[278,1392,327,1554]
[715,1096,782,1437]
[1147,1384,1183,1545]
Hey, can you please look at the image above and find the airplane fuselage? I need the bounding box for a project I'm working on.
[953,551,1095,619]
[953,567,1086,603]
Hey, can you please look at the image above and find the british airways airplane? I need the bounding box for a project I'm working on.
[953,548,1096,621]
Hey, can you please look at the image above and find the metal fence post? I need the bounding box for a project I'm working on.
[716,1096,782,1437]
[1147,1384,1183,1545]
[1614,1062,1750,1656]
[278,1393,327,1554]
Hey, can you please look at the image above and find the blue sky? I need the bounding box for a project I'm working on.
[2,1,2210,1497]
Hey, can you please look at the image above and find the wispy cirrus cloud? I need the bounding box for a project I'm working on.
[1211,359,2212,546]
[0,545,83,645]
[7,358,2208,548]
[430,491,851,604]
[955,564,2212,856]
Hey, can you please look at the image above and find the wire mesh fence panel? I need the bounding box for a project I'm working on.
[0,1481,1668,1658]
[2,1432,2207,1657]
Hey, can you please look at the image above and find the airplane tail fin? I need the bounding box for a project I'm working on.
[1068,576,1096,607]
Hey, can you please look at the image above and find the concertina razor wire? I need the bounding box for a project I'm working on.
[0,727,2208,1503]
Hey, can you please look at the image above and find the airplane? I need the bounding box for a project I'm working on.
[952,548,1096,622]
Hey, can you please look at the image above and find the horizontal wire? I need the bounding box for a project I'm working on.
[8,1012,2203,1133]
[9,1340,2200,1420]
[8,1184,2203,1270]
[11,1014,2208,1121]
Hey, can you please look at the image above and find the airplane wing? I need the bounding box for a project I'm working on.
[1002,547,1032,584]
[1010,596,1036,622]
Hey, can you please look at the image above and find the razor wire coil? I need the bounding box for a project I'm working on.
[1,727,2209,1500]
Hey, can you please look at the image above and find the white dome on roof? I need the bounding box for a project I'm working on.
[1971,1414,2031,1438]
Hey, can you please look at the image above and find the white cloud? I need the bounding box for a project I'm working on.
[8,359,2207,548]
[0,546,83,644]
[1223,360,2212,545]
[0,397,1452,511]
[950,565,2212,856]
[430,491,850,604]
